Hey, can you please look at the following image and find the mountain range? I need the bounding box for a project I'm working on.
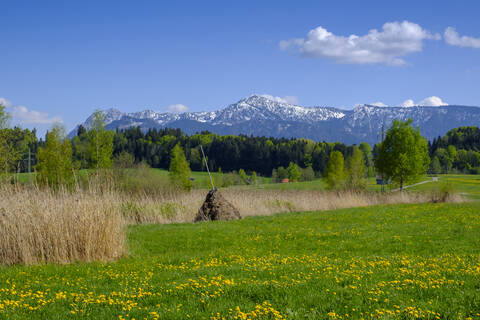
[72,95,480,145]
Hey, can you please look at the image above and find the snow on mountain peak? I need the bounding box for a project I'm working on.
[94,96,347,128]
[71,96,480,144]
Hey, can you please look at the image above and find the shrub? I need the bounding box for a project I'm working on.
[300,166,315,182]
[114,151,136,169]
[250,171,258,185]
[430,182,459,203]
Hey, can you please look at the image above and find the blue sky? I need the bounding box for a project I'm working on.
[1,0,480,136]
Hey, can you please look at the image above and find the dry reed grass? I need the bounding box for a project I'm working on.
[120,188,463,224]
[0,184,126,266]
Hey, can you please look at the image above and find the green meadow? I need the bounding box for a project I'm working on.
[1,202,480,319]
[231,174,480,201]
[408,174,480,200]
[12,168,480,199]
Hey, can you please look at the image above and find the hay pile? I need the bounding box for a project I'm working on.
[195,188,241,222]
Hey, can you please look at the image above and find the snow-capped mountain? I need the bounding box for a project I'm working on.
[211,95,345,125]
[72,95,480,144]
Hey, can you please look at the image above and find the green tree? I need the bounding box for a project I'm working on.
[0,104,10,129]
[113,151,135,169]
[374,119,430,190]
[287,162,301,182]
[87,110,114,169]
[430,156,442,174]
[447,145,457,163]
[250,171,257,185]
[271,168,278,182]
[169,143,193,191]
[359,142,375,177]
[0,104,10,175]
[325,151,345,190]
[36,124,73,187]
[71,125,89,169]
[277,166,289,181]
[238,169,248,184]
[300,166,315,181]
[434,148,452,173]
[0,106,17,177]
[345,146,367,190]
[189,148,202,171]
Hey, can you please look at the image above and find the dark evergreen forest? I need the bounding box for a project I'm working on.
[85,126,357,176]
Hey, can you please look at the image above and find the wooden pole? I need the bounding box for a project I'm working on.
[200,145,214,190]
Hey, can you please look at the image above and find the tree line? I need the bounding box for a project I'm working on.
[71,125,375,178]
[428,127,480,174]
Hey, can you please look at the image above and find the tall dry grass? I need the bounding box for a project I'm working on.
[119,188,463,224]
[0,184,126,266]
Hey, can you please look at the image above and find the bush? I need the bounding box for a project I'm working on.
[300,166,315,181]
[238,169,248,185]
[430,182,459,203]
[272,166,289,183]
[114,151,135,169]
[470,167,480,174]
[250,171,257,185]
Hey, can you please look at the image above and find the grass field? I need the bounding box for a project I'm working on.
[1,202,479,319]
[12,168,480,199]
[408,174,480,200]
[252,174,480,200]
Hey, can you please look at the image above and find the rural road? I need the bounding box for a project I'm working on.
[391,177,438,192]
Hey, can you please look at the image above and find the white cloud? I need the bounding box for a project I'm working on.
[167,104,189,113]
[282,95,299,105]
[418,96,448,106]
[400,96,448,107]
[444,27,480,48]
[400,99,415,107]
[0,97,12,107]
[370,101,388,107]
[259,94,299,105]
[11,105,63,124]
[280,21,440,65]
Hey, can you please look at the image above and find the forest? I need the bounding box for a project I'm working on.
[1,122,480,177]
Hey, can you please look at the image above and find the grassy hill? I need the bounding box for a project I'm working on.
[1,202,479,319]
